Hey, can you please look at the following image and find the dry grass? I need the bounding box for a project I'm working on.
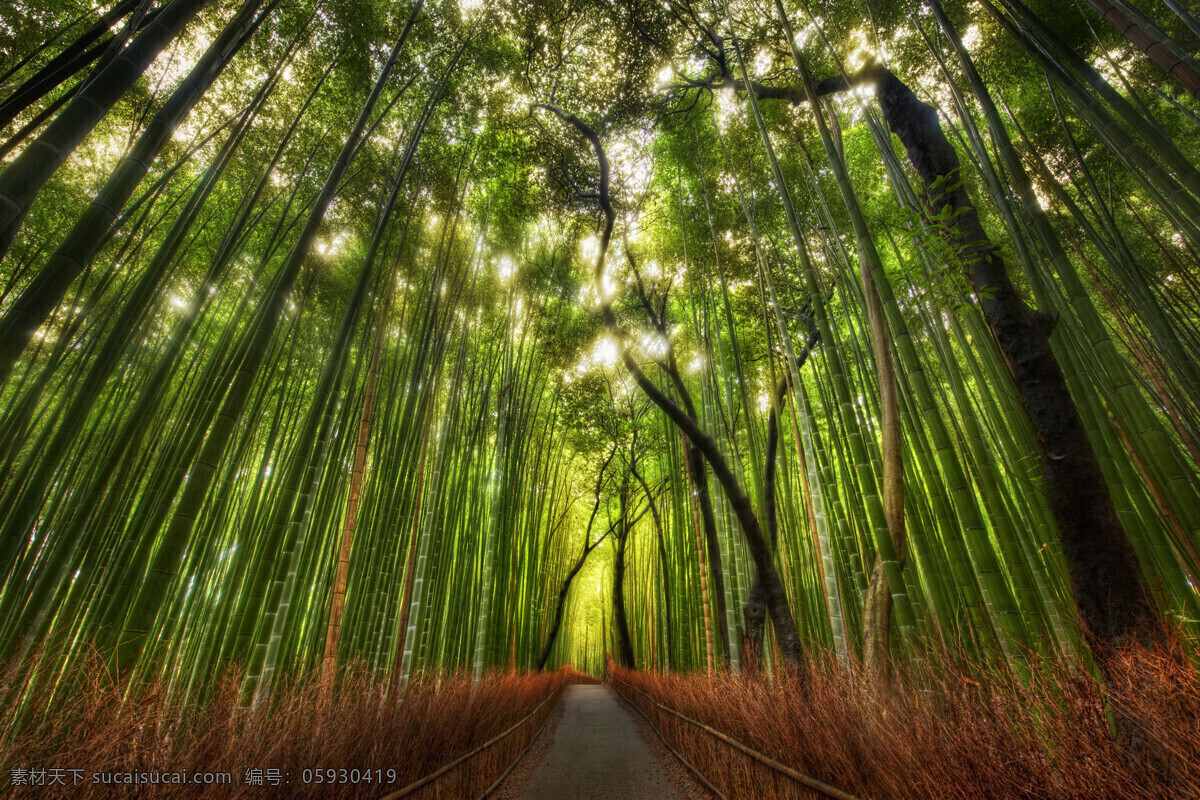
[6,641,1197,799]
[0,650,590,798]
[611,643,1200,799]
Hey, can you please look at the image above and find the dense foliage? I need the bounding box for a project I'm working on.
[1,0,1198,721]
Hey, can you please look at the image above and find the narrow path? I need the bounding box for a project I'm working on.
[515,684,685,800]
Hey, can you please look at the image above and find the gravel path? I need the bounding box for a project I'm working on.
[499,683,712,800]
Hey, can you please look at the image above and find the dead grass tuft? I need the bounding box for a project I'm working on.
[611,641,1200,799]
[0,648,591,798]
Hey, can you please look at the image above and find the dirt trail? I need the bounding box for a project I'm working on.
[514,684,686,800]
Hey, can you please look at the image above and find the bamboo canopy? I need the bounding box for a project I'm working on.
[0,0,1197,707]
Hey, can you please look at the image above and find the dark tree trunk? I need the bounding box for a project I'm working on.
[0,0,215,260]
[690,445,730,664]
[0,0,147,130]
[535,102,808,672]
[817,63,1162,660]
[659,343,731,667]
[705,34,1163,668]
[537,442,617,670]
[632,464,673,666]
[745,323,819,661]
[744,376,787,664]
[537,547,593,671]
[613,488,637,670]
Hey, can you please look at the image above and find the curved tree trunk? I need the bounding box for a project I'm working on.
[745,322,819,662]
[535,102,807,671]
[825,61,1162,664]
[537,442,617,670]
[537,543,594,671]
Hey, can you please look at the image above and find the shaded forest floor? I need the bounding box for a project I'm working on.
[2,644,1199,798]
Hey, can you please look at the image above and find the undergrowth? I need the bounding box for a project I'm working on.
[611,643,1200,799]
[6,640,1198,799]
[0,650,587,798]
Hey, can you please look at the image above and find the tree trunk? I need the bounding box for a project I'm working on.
[1085,0,1200,99]
[745,321,819,661]
[859,242,905,679]
[827,61,1162,663]
[0,0,268,381]
[682,430,716,673]
[537,548,590,671]
[536,102,807,671]
[613,486,637,670]
[321,258,400,691]
[538,443,616,670]
[0,0,215,260]
[689,445,730,665]
[0,0,146,130]
[632,463,672,668]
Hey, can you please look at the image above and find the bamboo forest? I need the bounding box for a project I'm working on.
[3,0,1200,796]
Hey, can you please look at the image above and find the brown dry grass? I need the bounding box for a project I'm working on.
[611,643,1200,799]
[0,650,591,798]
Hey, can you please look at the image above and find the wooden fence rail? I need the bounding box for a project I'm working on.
[610,675,865,800]
[379,684,562,800]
